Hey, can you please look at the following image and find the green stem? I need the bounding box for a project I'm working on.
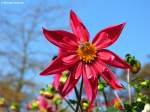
[98,76,108,110]
[102,90,108,110]
[64,98,76,112]
[75,78,83,112]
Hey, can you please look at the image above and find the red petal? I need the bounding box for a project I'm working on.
[83,66,98,103]
[42,28,78,50]
[100,67,123,89]
[92,23,126,49]
[92,59,106,74]
[62,64,81,96]
[61,54,79,65]
[53,73,61,90]
[93,60,123,89]
[58,48,76,57]
[84,64,98,79]
[98,49,130,69]
[85,64,93,79]
[70,10,90,42]
[75,62,83,79]
[40,57,75,75]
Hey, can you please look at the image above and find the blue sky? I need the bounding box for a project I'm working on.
[1,0,150,85]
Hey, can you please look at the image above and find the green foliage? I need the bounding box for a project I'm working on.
[124,102,145,112]
[124,80,150,112]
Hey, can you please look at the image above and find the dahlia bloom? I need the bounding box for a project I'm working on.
[40,10,130,107]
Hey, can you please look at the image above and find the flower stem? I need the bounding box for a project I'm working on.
[102,90,108,110]
[64,98,76,112]
[114,90,124,108]
[127,69,131,104]
[98,76,108,110]
[74,78,83,112]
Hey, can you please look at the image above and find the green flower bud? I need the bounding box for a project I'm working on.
[59,76,67,84]
[10,102,19,111]
[40,88,45,96]
[43,91,54,99]
[81,99,90,111]
[140,80,149,88]
[125,54,141,74]
[0,97,5,107]
[130,61,141,74]
[136,97,142,102]
[98,83,105,91]
[31,100,39,110]
[47,84,55,93]
[59,70,69,84]
[53,94,62,105]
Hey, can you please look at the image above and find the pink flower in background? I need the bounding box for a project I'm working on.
[38,96,53,112]
[40,10,130,108]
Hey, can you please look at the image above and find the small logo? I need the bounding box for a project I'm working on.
[0,0,24,5]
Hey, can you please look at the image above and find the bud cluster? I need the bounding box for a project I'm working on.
[40,84,56,99]
[125,54,141,74]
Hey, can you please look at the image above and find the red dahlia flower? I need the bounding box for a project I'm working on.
[40,10,130,107]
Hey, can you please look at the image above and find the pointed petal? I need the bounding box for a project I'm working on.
[84,64,98,79]
[61,54,79,65]
[61,65,81,96]
[70,10,90,42]
[100,67,123,89]
[92,23,126,49]
[94,60,123,89]
[85,64,93,79]
[61,75,80,97]
[83,66,98,103]
[42,28,78,50]
[53,73,61,90]
[40,56,75,76]
[98,49,130,69]
[75,62,83,79]
[58,48,76,57]
[92,59,106,74]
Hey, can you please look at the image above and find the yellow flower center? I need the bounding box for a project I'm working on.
[77,42,96,63]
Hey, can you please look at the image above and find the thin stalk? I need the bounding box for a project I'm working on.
[102,90,108,110]
[127,69,131,104]
[114,90,124,108]
[64,98,76,112]
[75,78,83,112]
[79,78,83,112]
[5,105,10,112]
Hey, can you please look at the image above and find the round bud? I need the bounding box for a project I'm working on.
[52,94,62,105]
[43,91,54,99]
[0,97,5,107]
[81,99,90,111]
[98,83,105,91]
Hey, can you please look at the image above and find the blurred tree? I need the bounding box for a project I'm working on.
[0,1,69,111]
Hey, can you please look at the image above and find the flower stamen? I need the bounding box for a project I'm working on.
[77,42,96,63]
